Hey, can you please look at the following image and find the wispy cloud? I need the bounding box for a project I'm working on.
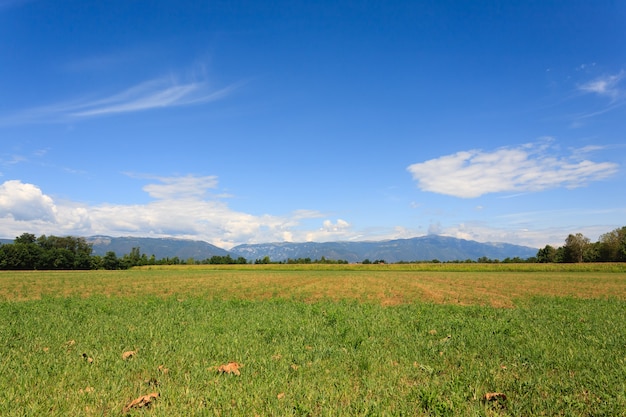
[70,78,236,117]
[407,139,618,198]
[578,71,624,100]
[139,174,220,200]
[0,76,240,126]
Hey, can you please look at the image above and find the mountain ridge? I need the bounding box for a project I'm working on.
[229,235,537,263]
[1,235,538,262]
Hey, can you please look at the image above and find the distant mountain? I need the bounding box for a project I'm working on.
[230,235,538,263]
[86,236,230,260]
[1,235,538,263]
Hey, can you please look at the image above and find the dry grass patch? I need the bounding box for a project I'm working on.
[1,265,625,306]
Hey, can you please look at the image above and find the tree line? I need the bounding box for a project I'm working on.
[0,226,624,270]
[0,233,247,270]
[534,226,626,263]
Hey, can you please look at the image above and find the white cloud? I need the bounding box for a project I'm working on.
[0,180,57,221]
[407,140,618,198]
[303,219,353,242]
[322,219,350,232]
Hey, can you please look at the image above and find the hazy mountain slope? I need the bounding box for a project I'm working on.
[1,235,538,262]
[86,236,230,259]
[230,235,538,263]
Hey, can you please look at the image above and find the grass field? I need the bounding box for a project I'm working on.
[1,264,625,416]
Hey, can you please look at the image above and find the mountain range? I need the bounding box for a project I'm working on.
[87,235,537,262]
[229,235,537,262]
[1,235,538,262]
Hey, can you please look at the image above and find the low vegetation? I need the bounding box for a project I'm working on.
[1,265,625,415]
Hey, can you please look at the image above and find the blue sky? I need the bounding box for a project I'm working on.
[1,0,624,250]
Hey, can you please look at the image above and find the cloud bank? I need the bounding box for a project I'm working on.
[0,176,355,249]
[407,140,618,198]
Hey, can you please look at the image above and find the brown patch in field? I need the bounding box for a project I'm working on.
[158,365,169,374]
[216,362,242,375]
[123,392,159,413]
[3,266,626,306]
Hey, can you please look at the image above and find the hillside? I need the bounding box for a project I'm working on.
[86,236,230,260]
[1,235,538,263]
[230,235,537,263]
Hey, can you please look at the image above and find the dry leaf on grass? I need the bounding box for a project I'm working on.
[123,392,159,413]
[217,362,242,376]
[483,392,507,401]
[122,350,137,360]
[277,392,285,399]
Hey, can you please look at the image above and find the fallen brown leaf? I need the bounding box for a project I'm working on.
[123,392,159,413]
[277,392,285,400]
[483,392,507,401]
[217,362,242,376]
[122,350,137,360]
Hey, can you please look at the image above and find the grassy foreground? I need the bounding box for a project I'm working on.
[1,265,625,416]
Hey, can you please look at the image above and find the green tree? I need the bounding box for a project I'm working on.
[102,251,120,270]
[536,245,557,263]
[563,233,590,263]
[14,233,36,245]
[0,242,42,270]
[598,226,626,262]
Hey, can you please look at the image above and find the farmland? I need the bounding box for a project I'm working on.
[1,264,625,416]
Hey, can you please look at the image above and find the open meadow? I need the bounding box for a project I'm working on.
[1,264,625,416]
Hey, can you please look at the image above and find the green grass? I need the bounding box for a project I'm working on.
[1,293,625,416]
